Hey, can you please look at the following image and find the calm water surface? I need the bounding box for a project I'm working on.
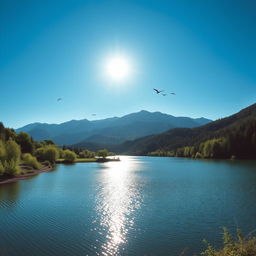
[0,156,256,256]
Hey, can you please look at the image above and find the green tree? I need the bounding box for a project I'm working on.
[0,122,5,141]
[79,149,96,158]
[3,159,20,176]
[36,145,59,163]
[22,153,41,169]
[16,132,34,154]
[64,149,77,163]
[189,146,196,158]
[0,140,6,161]
[58,148,65,158]
[5,128,17,141]
[43,139,55,145]
[97,149,109,159]
[183,146,191,157]
[2,139,21,176]
[5,139,21,163]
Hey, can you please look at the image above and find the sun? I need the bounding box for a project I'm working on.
[105,56,131,81]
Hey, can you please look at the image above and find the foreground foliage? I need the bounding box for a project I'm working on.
[201,228,256,256]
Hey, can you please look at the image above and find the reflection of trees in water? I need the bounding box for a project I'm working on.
[0,182,20,206]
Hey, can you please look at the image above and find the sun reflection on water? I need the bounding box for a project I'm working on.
[94,156,143,255]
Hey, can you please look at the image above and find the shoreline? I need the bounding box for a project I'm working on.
[0,157,120,185]
[0,165,53,185]
[56,157,120,164]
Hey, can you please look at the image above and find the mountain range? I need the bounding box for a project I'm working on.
[16,110,212,146]
[116,103,256,157]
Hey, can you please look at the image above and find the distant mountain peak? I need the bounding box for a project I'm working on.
[16,110,212,146]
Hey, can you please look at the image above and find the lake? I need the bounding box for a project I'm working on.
[0,156,256,256]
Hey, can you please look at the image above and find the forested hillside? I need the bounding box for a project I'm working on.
[118,103,256,159]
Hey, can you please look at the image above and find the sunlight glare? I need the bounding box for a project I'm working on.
[94,156,142,255]
[105,56,131,81]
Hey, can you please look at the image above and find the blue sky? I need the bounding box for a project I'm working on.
[1,0,255,128]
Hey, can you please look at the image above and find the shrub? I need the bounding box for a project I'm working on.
[64,149,77,163]
[3,159,20,176]
[22,153,41,169]
[201,228,256,256]
[36,145,59,163]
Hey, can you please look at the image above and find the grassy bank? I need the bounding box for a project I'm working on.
[56,157,120,164]
[56,158,97,163]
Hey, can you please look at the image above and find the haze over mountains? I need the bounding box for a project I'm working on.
[16,110,212,146]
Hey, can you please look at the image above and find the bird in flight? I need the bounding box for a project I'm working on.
[170,92,176,95]
[57,98,62,102]
[162,93,167,96]
[153,88,164,94]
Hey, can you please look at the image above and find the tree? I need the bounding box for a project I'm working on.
[97,149,109,159]
[3,159,20,176]
[43,146,59,163]
[5,139,21,163]
[0,139,21,176]
[35,145,59,163]
[4,139,21,175]
[64,150,77,163]
[16,132,34,154]
[79,149,95,158]
[43,139,55,145]
[0,122,5,141]
[22,153,41,169]
[0,140,6,161]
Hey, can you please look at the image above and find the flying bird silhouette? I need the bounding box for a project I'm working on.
[57,98,62,102]
[162,93,167,96]
[153,88,164,94]
[170,92,176,95]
